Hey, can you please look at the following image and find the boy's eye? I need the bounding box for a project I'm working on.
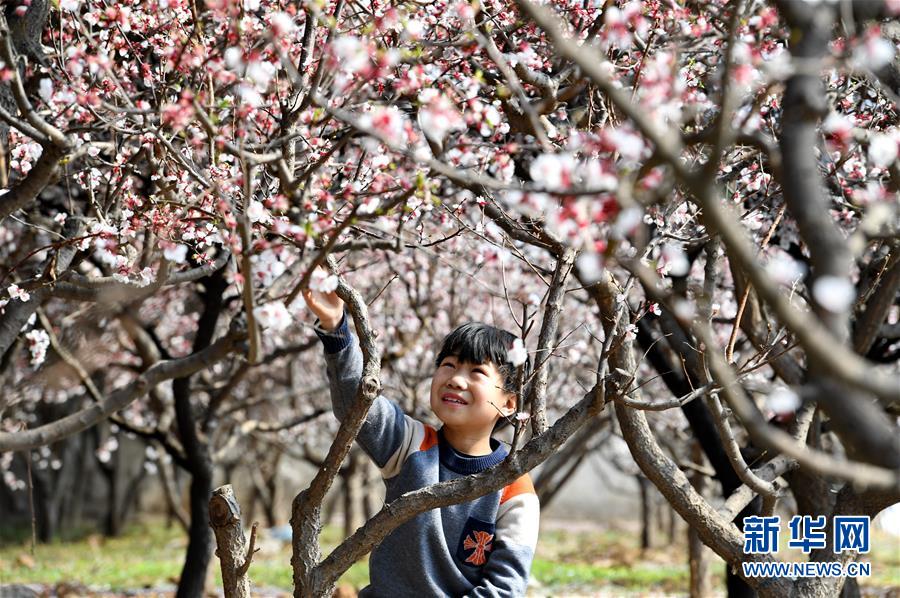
[473,368,487,375]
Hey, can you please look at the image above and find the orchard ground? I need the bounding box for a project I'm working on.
[1,518,897,597]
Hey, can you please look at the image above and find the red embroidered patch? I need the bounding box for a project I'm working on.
[463,530,494,566]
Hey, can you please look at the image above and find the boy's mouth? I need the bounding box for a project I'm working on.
[441,392,468,405]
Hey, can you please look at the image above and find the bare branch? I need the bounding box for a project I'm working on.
[0,325,245,452]
[529,247,576,434]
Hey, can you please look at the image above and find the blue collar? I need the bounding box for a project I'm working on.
[438,428,508,474]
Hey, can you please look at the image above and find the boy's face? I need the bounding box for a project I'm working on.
[430,355,516,435]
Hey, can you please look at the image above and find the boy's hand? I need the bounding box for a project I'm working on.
[303,288,344,332]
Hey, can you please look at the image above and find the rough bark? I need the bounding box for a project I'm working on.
[210,485,255,598]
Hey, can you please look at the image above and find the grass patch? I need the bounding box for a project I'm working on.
[0,520,366,592]
[0,520,896,595]
[531,558,690,592]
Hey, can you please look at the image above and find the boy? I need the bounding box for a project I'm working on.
[303,287,539,597]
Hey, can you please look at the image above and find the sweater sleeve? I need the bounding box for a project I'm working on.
[315,314,410,469]
[466,475,541,598]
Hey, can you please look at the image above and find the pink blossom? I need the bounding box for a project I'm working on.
[852,28,895,71]
[253,302,292,332]
[529,153,577,191]
[269,12,295,37]
[418,89,465,146]
[332,36,371,75]
[359,105,407,146]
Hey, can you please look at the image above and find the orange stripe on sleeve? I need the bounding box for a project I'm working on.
[419,425,438,451]
[501,474,536,504]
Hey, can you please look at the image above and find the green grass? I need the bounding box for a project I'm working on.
[0,520,897,595]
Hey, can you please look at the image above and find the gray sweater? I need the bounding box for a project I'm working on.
[316,316,539,597]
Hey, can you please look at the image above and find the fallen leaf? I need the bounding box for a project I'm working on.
[15,553,35,569]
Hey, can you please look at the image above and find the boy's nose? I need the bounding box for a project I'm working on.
[448,374,467,389]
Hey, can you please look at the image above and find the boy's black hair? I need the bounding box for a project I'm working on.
[434,322,528,394]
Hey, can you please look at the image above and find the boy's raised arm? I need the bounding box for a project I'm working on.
[303,288,411,470]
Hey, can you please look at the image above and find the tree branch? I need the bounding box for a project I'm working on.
[0,325,245,451]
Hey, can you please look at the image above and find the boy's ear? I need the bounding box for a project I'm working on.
[498,391,517,417]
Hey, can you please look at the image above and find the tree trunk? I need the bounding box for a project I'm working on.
[210,485,254,598]
[176,463,214,598]
[688,444,712,598]
[343,452,364,539]
[174,267,227,598]
[638,474,651,551]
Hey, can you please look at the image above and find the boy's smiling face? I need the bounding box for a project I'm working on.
[430,354,516,445]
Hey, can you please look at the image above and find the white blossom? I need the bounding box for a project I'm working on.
[162,243,188,264]
[246,200,273,224]
[766,386,801,415]
[812,276,856,313]
[38,79,53,103]
[575,252,605,284]
[359,105,406,146]
[507,338,528,367]
[310,268,339,293]
[418,89,465,146]
[25,329,50,367]
[269,12,295,36]
[7,284,30,302]
[332,36,370,75]
[224,47,243,70]
[766,253,805,286]
[658,244,690,276]
[246,60,276,92]
[868,133,898,168]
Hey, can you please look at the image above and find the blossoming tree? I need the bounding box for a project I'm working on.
[0,0,898,597]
